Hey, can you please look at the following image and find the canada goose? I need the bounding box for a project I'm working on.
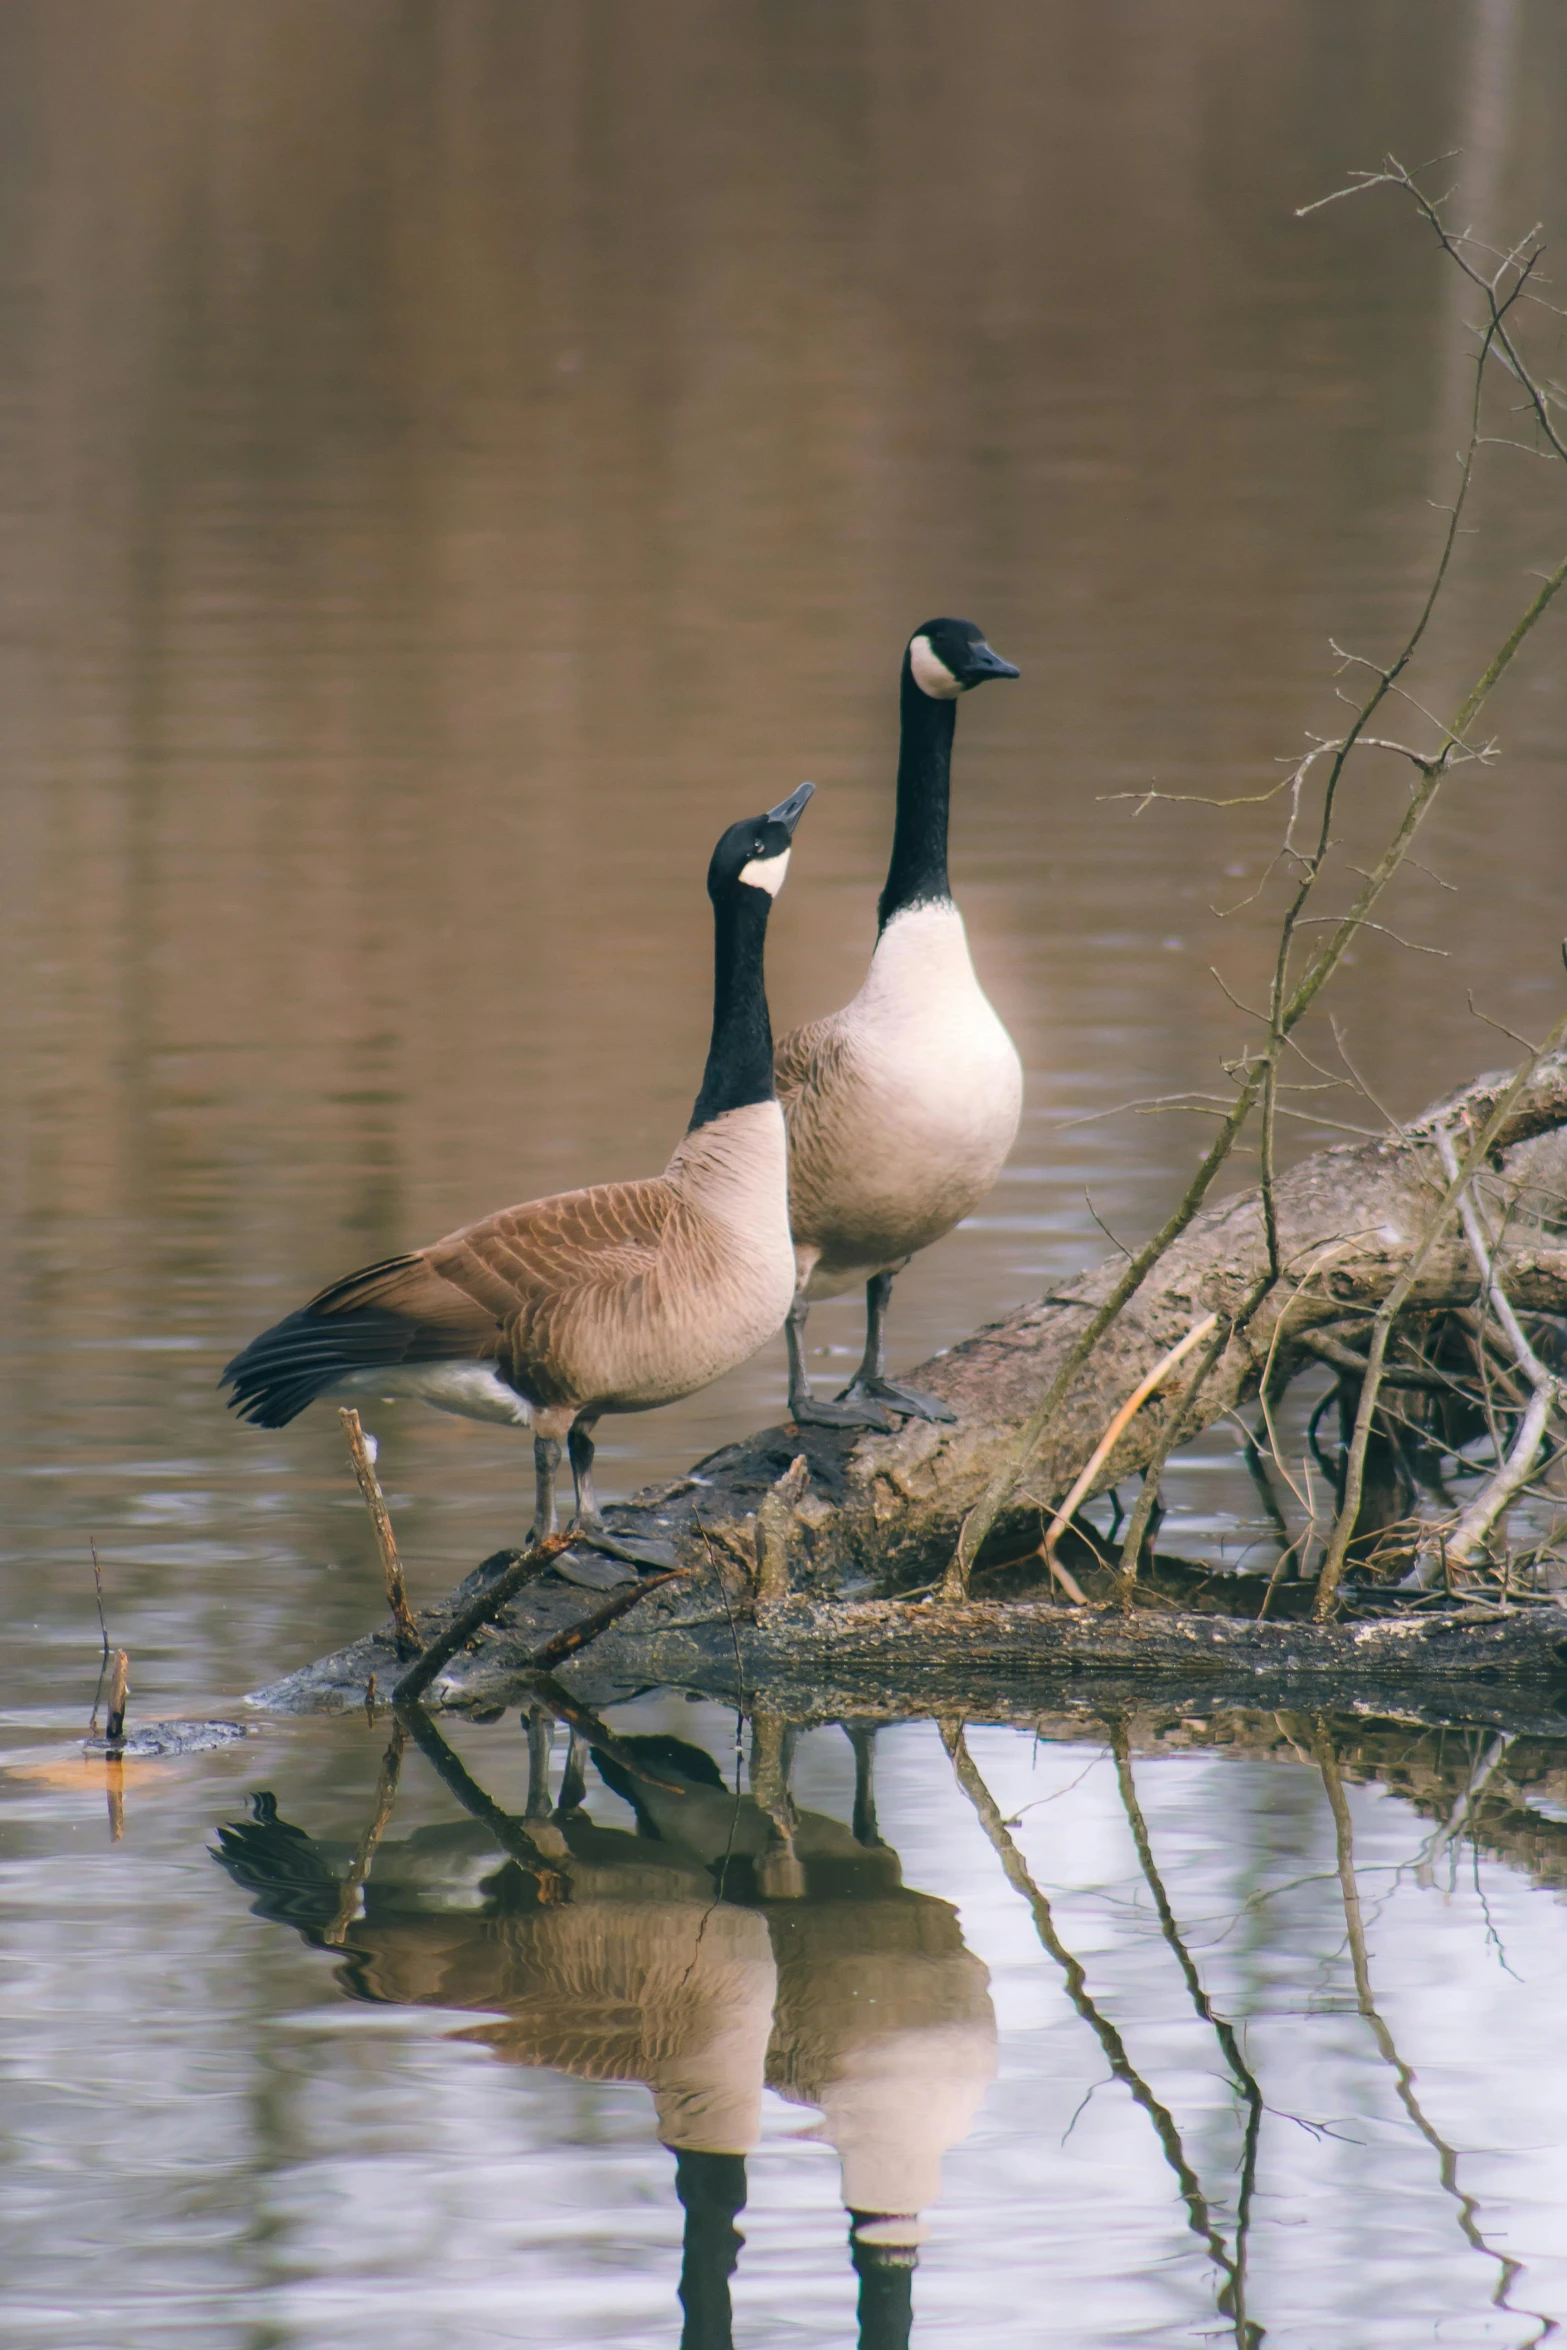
[222,783,815,1564]
[778,619,1021,1429]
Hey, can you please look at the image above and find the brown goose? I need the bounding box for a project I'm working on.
[222,784,814,1563]
[778,619,1021,1430]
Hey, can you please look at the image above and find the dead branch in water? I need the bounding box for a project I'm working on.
[942,160,1567,1604]
[391,1532,574,1705]
[340,1408,422,1658]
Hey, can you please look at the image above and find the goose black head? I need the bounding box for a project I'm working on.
[906,617,1020,701]
[707,780,815,903]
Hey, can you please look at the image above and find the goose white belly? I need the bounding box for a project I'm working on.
[785,903,1022,1302]
[326,1360,535,1425]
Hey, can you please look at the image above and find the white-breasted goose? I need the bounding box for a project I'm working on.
[777,620,1021,1429]
[223,783,815,1564]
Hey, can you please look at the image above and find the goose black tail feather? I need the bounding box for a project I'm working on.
[221,1253,435,1428]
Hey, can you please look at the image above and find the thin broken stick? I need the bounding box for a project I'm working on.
[1040,1313,1221,1584]
[1408,1127,1561,1581]
[391,1531,574,1706]
[104,1648,130,1747]
[339,1407,422,1659]
[526,1569,690,1672]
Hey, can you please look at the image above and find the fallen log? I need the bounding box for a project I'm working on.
[249,1057,1567,1717]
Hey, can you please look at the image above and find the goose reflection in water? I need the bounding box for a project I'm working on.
[215,1713,995,2350]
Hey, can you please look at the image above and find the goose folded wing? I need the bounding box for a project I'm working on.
[222,1182,681,1427]
[221,1252,505,1427]
[427,1181,678,1314]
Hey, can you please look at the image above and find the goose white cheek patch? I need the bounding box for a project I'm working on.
[739,848,791,896]
[909,634,964,699]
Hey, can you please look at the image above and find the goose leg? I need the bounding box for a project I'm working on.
[530,1435,562,1542]
[566,1416,680,1570]
[845,1723,885,1849]
[673,2148,749,2350]
[786,1298,896,1432]
[835,1272,957,1424]
[556,1728,590,1815]
[525,1704,555,1820]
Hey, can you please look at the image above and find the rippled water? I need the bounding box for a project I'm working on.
[5,2,1567,2341]
[8,1701,1567,2346]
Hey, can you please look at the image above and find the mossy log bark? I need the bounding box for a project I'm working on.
[250,1058,1567,1717]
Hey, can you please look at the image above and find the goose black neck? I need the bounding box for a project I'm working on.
[877,662,956,931]
[687,885,775,1132]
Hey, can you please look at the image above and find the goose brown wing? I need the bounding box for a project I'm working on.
[430,1179,676,1314]
[431,1179,679,1403]
[222,1179,681,1427]
[221,1252,505,1427]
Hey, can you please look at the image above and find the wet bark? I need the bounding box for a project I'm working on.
[250,1057,1567,1716]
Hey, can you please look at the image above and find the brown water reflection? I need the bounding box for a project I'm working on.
[6,4,1567,2342]
[219,1714,997,2349]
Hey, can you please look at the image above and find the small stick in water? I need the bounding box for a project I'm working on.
[88,1538,112,1733]
[104,1649,130,1746]
[339,1409,422,1659]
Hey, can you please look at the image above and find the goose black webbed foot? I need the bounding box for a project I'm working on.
[563,1419,681,1568]
[787,1388,899,1434]
[572,1519,682,1572]
[835,1376,957,1426]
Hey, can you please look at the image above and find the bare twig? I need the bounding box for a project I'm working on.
[339,1408,421,1659]
[943,165,1567,1604]
[89,1538,109,1659]
[1317,1008,1567,1617]
[1296,1328,1449,1390]
[1043,1315,1220,1572]
[87,1539,111,1734]
[1401,1128,1563,1584]
[1115,1317,1234,1605]
[389,1533,573,1706]
[526,1569,689,1673]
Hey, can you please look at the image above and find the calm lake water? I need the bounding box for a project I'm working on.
[5,2,1567,2341]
